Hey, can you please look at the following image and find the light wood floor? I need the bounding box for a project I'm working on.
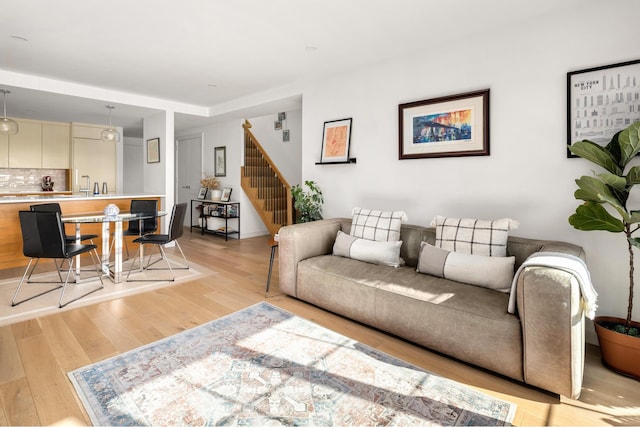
[1,229,639,426]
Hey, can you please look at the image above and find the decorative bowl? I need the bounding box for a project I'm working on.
[104,204,120,216]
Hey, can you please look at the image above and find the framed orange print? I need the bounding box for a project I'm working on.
[320,118,352,163]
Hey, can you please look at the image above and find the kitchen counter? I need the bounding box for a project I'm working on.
[0,194,165,270]
[0,193,164,204]
[0,191,72,197]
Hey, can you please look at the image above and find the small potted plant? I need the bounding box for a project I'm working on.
[291,180,323,223]
[569,121,640,380]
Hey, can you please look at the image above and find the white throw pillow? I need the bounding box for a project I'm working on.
[431,216,519,257]
[333,230,402,267]
[351,207,407,242]
[416,241,515,292]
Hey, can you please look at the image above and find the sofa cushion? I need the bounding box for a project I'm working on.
[416,241,515,292]
[350,207,407,241]
[333,230,402,267]
[432,216,519,256]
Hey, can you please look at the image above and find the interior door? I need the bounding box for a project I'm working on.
[175,135,203,226]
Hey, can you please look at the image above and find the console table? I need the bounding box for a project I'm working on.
[190,199,240,240]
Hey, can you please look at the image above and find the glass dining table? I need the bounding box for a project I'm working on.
[62,211,167,283]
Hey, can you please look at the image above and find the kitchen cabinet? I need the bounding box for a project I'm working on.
[72,124,105,140]
[42,123,71,168]
[0,134,7,167]
[8,120,42,168]
[72,137,116,193]
[2,119,71,169]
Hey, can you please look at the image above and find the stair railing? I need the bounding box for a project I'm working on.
[241,120,293,234]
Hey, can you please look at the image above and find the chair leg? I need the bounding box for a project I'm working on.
[144,241,189,271]
[58,250,104,308]
[12,258,63,306]
[126,243,181,282]
[24,258,65,285]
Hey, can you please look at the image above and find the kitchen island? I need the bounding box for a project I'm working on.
[0,194,164,270]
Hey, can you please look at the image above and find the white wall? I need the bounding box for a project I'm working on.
[180,119,269,238]
[143,111,174,225]
[123,136,144,193]
[298,3,640,344]
[247,109,303,186]
[177,108,303,238]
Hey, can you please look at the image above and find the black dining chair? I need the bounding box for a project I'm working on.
[126,202,189,282]
[30,202,99,272]
[112,199,158,259]
[12,210,104,308]
[30,203,98,244]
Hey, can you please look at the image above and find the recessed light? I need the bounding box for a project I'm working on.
[11,35,28,42]
[208,84,217,87]
[305,46,318,52]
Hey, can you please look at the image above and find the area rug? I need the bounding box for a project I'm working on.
[68,302,516,426]
[0,257,207,326]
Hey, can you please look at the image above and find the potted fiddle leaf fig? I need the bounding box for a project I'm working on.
[569,121,640,380]
[291,180,323,223]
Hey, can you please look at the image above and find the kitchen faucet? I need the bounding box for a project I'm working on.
[80,175,91,196]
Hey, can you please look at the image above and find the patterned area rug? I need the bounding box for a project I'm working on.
[68,302,516,426]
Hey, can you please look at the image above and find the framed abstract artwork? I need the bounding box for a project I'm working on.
[399,89,490,159]
[320,118,352,163]
[567,59,640,157]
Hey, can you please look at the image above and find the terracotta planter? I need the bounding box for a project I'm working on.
[594,316,640,380]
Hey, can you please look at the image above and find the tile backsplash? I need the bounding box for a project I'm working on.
[0,168,68,192]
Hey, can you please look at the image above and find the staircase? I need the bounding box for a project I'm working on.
[241,120,293,236]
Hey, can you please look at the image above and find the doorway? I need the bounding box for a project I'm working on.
[175,134,203,226]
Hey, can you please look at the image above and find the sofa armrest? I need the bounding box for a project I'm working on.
[516,247,585,399]
[278,219,343,297]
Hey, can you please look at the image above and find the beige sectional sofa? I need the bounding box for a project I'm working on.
[278,218,588,398]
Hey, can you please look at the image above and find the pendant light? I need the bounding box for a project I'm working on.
[101,105,120,142]
[0,90,19,135]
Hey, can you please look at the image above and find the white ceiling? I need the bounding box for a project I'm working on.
[1,0,585,137]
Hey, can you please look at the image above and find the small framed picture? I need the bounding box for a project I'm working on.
[147,138,160,163]
[283,129,290,142]
[320,118,352,163]
[278,112,287,121]
[214,146,226,177]
[274,120,282,130]
[220,187,232,202]
[197,187,208,200]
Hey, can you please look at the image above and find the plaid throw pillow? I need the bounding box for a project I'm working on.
[350,207,407,242]
[431,216,519,257]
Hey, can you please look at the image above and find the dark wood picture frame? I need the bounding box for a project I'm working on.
[399,89,490,159]
[567,59,640,157]
[214,146,226,177]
